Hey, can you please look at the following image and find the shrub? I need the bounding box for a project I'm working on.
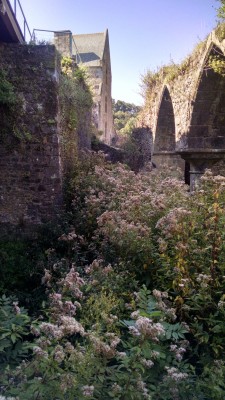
[1,153,225,398]
[0,295,31,372]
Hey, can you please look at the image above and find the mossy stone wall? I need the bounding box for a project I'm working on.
[0,44,62,228]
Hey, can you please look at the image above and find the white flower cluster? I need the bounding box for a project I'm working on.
[39,316,85,341]
[218,300,225,309]
[141,358,154,368]
[60,266,84,298]
[111,383,122,394]
[170,342,188,362]
[12,301,20,315]
[137,376,149,398]
[41,269,52,286]
[89,333,120,359]
[152,289,177,321]
[81,385,94,397]
[164,367,188,382]
[33,346,48,359]
[196,273,212,288]
[129,316,165,341]
[156,208,192,238]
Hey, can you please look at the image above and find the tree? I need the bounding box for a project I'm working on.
[217,0,225,20]
[112,99,141,135]
[113,99,141,115]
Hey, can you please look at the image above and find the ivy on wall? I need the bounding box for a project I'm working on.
[59,57,93,174]
[0,69,31,146]
[0,70,17,106]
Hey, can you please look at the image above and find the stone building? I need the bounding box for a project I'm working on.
[54,29,114,144]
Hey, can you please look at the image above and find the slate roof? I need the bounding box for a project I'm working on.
[73,32,106,66]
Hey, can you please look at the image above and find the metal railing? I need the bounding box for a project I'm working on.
[9,0,32,41]
[31,29,82,64]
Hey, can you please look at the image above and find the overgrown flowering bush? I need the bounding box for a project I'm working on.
[155,171,225,396]
[1,153,225,399]
[1,274,192,399]
[70,154,188,275]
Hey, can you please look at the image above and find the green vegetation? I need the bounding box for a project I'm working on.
[0,69,31,145]
[140,18,225,113]
[59,57,93,174]
[140,42,207,109]
[113,99,141,135]
[0,295,32,371]
[1,6,225,397]
[140,62,184,109]
[1,153,225,398]
[215,22,225,41]
[208,52,225,76]
[0,69,17,106]
[217,0,225,20]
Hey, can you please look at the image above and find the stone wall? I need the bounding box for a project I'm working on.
[140,28,225,181]
[141,30,225,148]
[0,43,62,228]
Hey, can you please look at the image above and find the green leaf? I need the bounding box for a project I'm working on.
[10,333,17,344]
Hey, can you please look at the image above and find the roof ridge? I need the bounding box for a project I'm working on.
[73,32,104,37]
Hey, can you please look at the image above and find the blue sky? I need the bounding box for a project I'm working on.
[16,0,218,105]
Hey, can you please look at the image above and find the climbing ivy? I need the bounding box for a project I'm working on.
[59,57,93,174]
[0,70,17,106]
[0,69,31,146]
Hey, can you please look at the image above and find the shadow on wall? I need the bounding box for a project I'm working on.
[176,44,225,153]
[154,86,176,153]
[188,45,225,150]
[176,44,225,186]
[79,52,100,63]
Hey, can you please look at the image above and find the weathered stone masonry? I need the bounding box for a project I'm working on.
[0,44,62,227]
[141,29,225,189]
[54,29,114,145]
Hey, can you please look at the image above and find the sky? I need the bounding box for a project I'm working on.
[14,0,218,105]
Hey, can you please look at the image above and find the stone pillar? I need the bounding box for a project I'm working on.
[178,150,225,191]
[54,30,72,57]
[188,159,212,191]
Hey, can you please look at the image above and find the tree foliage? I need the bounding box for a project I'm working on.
[112,99,141,135]
[217,0,225,20]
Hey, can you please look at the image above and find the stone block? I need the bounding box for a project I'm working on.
[187,136,205,148]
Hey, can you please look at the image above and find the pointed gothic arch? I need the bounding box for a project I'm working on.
[188,43,225,149]
[154,86,176,152]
